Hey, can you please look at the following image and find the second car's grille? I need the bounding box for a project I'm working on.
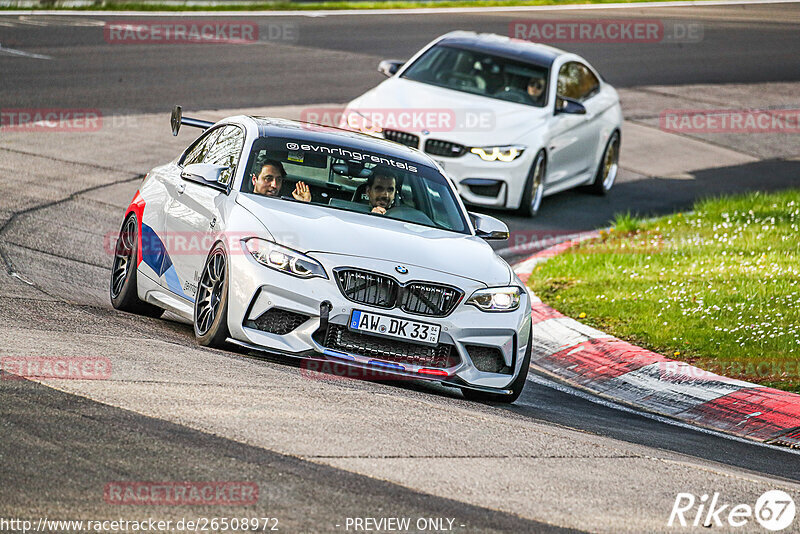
[335,269,462,317]
[324,324,458,368]
[383,130,420,149]
[425,139,467,158]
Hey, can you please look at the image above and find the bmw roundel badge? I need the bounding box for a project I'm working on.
[395,265,409,274]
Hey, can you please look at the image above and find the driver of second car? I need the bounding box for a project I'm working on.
[366,171,396,215]
[251,159,311,202]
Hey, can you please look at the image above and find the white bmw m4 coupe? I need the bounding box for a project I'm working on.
[341,31,623,216]
[110,107,532,402]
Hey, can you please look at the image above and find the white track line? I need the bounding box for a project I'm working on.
[525,372,800,456]
[0,43,52,59]
[0,0,798,17]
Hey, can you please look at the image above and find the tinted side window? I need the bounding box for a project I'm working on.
[203,125,245,185]
[557,62,600,101]
[182,127,222,166]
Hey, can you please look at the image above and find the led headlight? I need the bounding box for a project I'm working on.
[466,287,522,312]
[469,145,525,162]
[244,238,327,279]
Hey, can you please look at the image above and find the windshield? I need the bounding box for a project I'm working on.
[402,45,550,107]
[241,136,469,234]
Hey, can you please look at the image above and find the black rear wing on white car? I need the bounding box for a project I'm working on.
[170,105,213,136]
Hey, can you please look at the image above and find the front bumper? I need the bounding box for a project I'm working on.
[226,247,532,392]
[426,150,535,210]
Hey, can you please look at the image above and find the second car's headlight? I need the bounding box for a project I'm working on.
[467,287,522,312]
[244,238,327,279]
[469,145,525,162]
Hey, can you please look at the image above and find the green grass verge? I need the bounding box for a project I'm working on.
[529,190,800,393]
[2,0,719,12]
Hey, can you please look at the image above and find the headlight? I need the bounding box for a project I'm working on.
[466,287,522,312]
[469,145,525,162]
[341,110,383,136]
[244,238,327,279]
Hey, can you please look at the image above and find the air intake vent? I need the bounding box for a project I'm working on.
[324,324,458,368]
[466,345,511,374]
[247,308,309,335]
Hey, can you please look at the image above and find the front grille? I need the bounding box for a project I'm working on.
[466,344,511,374]
[335,269,462,317]
[335,270,397,309]
[383,130,419,149]
[246,308,309,335]
[425,139,467,158]
[324,324,458,369]
[400,283,462,317]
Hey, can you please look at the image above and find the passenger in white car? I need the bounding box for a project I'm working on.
[251,159,311,202]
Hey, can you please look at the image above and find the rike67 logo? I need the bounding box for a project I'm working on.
[669,490,796,531]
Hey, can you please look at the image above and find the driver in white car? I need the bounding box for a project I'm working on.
[527,76,546,105]
[251,159,311,202]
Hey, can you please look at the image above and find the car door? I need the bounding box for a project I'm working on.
[164,124,245,302]
[546,61,602,186]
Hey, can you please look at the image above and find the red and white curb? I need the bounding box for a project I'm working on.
[514,232,800,448]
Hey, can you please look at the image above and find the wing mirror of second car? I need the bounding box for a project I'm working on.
[181,163,231,185]
[378,60,405,78]
[555,96,587,115]
[470,212,510,241]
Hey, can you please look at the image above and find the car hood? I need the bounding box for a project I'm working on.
[348,77,549,146]
[235,193,512,286]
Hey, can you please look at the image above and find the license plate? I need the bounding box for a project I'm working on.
[349,310,440,346]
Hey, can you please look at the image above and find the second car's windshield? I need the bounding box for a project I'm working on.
[401,45,550,107]
[241,136,469,234]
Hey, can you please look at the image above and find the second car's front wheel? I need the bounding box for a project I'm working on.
[589,131,620,195]
[194,244,230,348]
[518,151,546,217]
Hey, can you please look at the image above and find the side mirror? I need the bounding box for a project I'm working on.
[378,60,404,78]
[555,96,587,115]
[181,163,231,186]
[470,212,509,241]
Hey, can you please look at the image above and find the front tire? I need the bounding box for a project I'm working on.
[194,244,230,348]
[518,150,546,217]
[461,334,532,404]
[110,213,164,318]
[588,131,620,195]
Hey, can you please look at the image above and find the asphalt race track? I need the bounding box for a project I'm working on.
[1,3,800,532]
